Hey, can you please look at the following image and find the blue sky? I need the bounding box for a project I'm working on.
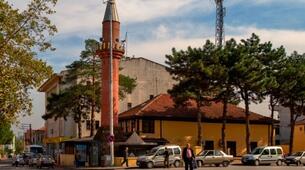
[8,0,305,130]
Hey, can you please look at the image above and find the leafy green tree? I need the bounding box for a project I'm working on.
[0,122,14,144]
[277,52,305,153]
[232,34,277,153]
[0,0,57,123]
[166,41,218,146]
[15,138,24,154]
[43,39,136,138]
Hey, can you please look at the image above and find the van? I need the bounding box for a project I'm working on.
[136,145,182,168]
[241,146,284,166]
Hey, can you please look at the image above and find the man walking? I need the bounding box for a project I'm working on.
[164,147,170,168]
[182,143,195,170]
[121,147,129,167]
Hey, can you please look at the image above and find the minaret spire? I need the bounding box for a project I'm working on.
[103,0,119,22]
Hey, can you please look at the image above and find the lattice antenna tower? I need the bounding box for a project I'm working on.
[215,0,226,47]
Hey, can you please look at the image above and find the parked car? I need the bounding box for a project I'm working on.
[36,155,55,168]
[12,155,25,167]
[241,146,284,166]
[285,151,305,166]
[195,150,233,167]
[28,155,39,167]
[136,145,182,168]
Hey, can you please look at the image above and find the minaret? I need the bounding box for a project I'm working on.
[98,0,124,128]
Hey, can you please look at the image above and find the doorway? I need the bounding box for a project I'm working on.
[227,141,236,157]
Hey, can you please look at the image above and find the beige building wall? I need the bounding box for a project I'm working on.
[119,57,175,113]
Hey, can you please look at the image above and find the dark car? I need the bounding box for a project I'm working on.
[285,151,305,166]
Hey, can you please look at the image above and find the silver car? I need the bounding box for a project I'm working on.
[285,151,305,166]
[137,145,182,168]
[195,150,233,167]
[242,146,284,166]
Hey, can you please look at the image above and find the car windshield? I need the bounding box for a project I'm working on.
[251,148,264,155]
[292,152,303,156]
[197,150,208,156]
[146,148,158,156]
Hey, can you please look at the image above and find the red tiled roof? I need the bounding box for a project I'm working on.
[119,94,275,124]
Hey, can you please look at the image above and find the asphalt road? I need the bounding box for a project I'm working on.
[1,165,305,170]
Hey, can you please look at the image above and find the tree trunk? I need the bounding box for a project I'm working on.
[78,121,82,139]
[289,106,295,154]
[197,102,203,146]
[244,97,251,153]
[222,99,228,153]
[90,103,95,137]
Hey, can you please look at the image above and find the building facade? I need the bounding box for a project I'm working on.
[119,94,275,156]
[39,58,174,155]
[293,119,305,152]
[274,105,305,145]
[24,127,46,146]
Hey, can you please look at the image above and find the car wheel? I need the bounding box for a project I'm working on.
[254,160,260,166]
[276,160,282,166]
[174,160,180,167]
[215,164,220,167]
[286,163,290,166]
[147,162,153,169]
[296,161,301,166]
[222,161,230,167]
[197,161,202,167]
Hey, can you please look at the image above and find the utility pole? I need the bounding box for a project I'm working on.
[108,0,114,166]
[215,0,225,47]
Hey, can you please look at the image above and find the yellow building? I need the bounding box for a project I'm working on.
[119,94,275,156]
[293,120,305,152]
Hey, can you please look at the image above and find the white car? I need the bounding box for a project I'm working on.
[242,146,284,166]
[12,155,25,167]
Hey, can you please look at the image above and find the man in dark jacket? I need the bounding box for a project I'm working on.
[164,147,170,168]
[121,147,129,167]
[182,143,195,170]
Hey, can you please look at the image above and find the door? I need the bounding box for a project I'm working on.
[250,142,258,153]
[227,141,236,157]
[260,149,271,164]
[214,150,224,164]
[270,148,278,162]
[203,150,215,164]
[154,149,165,166]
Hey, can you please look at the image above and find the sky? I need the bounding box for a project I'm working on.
[8,0,305,132]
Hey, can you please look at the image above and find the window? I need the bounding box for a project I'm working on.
[270,149,277,155]
[173,148,181,155]
[95,121,99,130]
[250,142,258,152]
[204,141,214,150]
[262,149,270,155]
[277,148,283,155]
[157,149,165,156]
[86,120,91,130]
[275,128,280,135]
[149,95,154,100]
[131,120,135,131]
[215,150,223,156]
[127,103,132,110]
[205,151,214,156]
[142,120,155,133]
[275,140,280,145]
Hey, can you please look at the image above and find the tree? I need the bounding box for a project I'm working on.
[166,41,218,146]
[212,39,240,152]
[0,122,14,144]
[0,0,57,123]
[277,52,305,154]
[259,45,286,145]
[232,34,277,153]
[43,84,96,138]
[43,39,137,138]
